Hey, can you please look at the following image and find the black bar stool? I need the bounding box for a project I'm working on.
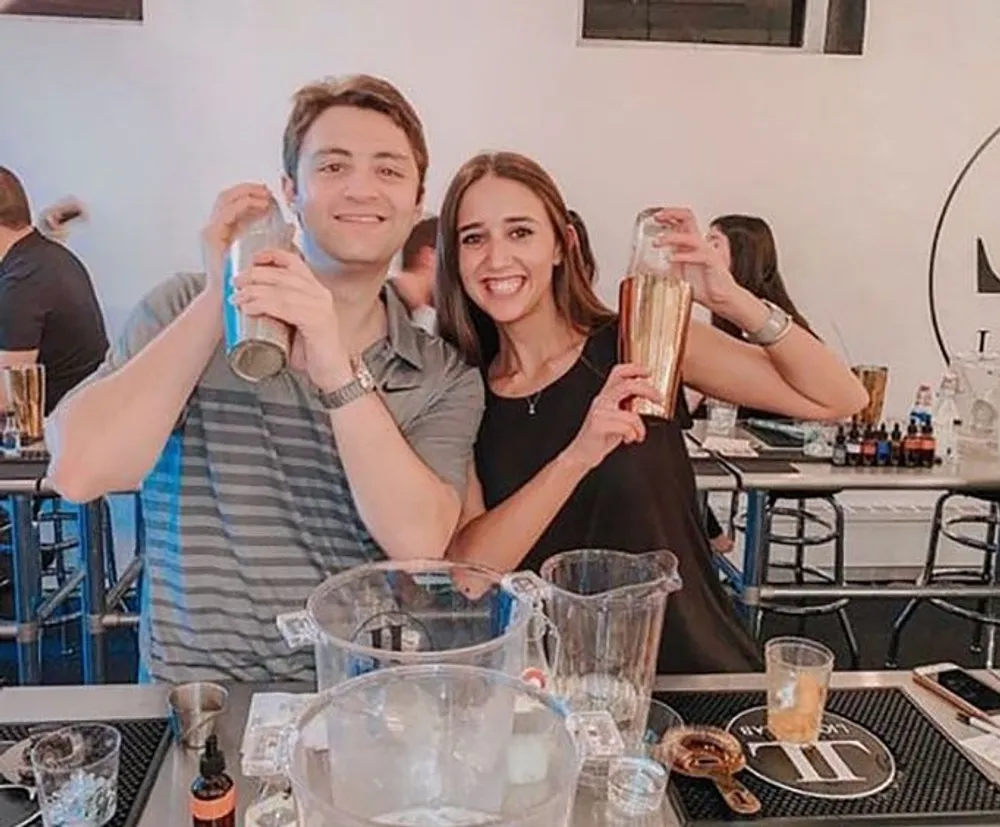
[886,491,1000,668]
[733,490,861,668]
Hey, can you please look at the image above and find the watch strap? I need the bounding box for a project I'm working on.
[317,361,377,410]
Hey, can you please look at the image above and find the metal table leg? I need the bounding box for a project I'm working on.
[79,500,107,685]
[10,494,41,685]
[742,490,770,637]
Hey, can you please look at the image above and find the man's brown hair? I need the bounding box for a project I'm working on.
[401,216,439,270]
[0,167,31,231]
[282,74,429,202]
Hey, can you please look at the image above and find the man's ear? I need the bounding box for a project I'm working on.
[281,174,298,219]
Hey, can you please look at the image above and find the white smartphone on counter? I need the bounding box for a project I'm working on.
[912,662,1000,720]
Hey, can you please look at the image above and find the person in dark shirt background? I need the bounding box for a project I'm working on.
[691,214,819,553]
[394,215,440,334]
[0,167,108,414]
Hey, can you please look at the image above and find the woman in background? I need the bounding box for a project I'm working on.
[693,214,819,552]
[437,152,866,673]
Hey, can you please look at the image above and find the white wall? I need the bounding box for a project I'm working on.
[1,0,997,419]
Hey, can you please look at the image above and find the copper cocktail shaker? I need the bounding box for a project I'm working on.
[618,208,694,419]
[2,364,44,444]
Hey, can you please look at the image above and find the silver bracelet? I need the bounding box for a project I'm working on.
[745,300,793,347]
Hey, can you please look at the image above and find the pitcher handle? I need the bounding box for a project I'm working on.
[521,611,562,695]
[502,572,562,695]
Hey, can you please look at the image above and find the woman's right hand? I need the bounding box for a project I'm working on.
[561,363,662,471]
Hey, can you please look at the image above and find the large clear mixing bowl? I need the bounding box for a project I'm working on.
[277,560,540,691]
[289,664,583,827]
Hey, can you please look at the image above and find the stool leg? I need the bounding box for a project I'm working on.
[793,498,809,636]
[50,506,73,658]
[971,526,995,655]
[985,508,1000,669]
[886,492,949,667]
[971,504,998,655]
[755,498,776,640]
[830,498,860,668]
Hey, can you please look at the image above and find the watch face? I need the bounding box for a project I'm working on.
[358,364,376,391]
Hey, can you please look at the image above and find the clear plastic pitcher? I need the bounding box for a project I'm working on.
[277,560,543,691]
[508,550,681,757]
[288,664,583,827]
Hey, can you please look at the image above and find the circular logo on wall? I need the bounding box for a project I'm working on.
[929,123,1000,363]
[726,707,896,800]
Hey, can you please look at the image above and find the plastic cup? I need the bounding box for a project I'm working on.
[765,636,834,744]
[30,724,121,827]
[606,700,683,819]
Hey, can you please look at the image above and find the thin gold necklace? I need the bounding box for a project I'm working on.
[495,336,583,417]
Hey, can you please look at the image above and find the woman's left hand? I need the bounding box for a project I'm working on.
[652,208,741,313]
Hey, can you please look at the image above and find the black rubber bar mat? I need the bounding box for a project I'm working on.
[0,718,170,827]
[0,457,47,482]
[655,687,1000,825]
[691,459,735,478]
[743,424,804,450]
[756,449,831,465]
[726,458,802,475]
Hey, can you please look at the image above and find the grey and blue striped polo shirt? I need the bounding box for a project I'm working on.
[94,272,484,684]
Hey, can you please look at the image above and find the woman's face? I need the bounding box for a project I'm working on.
[455,174,562,326]
[706,224,732,271]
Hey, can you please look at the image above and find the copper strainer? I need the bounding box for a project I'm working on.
[656,725,762,816]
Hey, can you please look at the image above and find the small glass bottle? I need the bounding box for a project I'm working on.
[903,419,921,467]
[875,422,891,466]
[618,208,693,419]
[846,418,862,467]
[861,424,877,467]
[1,411,20,458]
[889,422,904,466]
[831,425,847,466]
[191,735,236,827]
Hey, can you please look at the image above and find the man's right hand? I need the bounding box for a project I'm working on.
[201,183,275,290]
[561,363,662,472]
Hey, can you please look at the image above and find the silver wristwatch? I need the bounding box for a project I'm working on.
[745,300,793,347]
[317,360,377,410]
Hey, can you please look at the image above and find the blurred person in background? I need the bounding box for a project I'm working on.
[0,168,107,414]
[690,213,819,553]
[394,215,439,334]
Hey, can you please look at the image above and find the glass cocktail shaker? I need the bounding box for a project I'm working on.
[618,208,693,419]
[222,201,294,383]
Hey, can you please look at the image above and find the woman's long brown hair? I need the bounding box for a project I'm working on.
[710,214,817,339]
[436,152,615,368]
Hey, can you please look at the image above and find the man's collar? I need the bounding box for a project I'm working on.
[382,280,423,370]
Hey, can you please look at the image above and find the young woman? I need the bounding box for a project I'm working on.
[437,152,867,674]
[694,213,819,553]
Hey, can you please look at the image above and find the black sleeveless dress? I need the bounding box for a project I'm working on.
[475,322,763,675]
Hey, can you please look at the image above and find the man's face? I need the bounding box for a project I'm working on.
[284,105,423,273]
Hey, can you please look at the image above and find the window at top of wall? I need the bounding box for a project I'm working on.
[581,0,867,55]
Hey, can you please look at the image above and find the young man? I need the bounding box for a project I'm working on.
[394,215,438,334]
[45,75,485,684]
[0,167,107,414]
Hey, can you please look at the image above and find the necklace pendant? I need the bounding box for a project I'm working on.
[527,401,537,416]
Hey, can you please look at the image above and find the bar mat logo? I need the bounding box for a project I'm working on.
[726,707,896,800]
[929,123,1000,363]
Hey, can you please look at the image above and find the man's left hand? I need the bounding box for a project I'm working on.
[232,248,352,392]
